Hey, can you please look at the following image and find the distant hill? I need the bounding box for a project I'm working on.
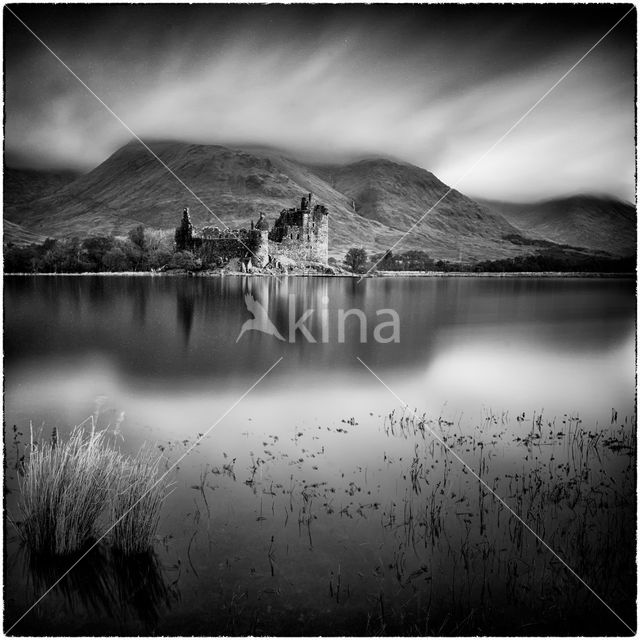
[4,167,79,208]
[3,141,631,260]
[478,196,636,257]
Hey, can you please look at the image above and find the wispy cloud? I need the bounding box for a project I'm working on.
[4,5,635,201]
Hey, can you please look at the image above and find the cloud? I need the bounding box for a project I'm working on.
[4,5,635,202]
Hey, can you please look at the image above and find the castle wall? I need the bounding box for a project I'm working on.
[269,237,319,264]
[269,223,328,264]
[268,202,328,265]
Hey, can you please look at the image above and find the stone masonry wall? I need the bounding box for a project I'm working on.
[268,202,328,265]
[269,217,328,264]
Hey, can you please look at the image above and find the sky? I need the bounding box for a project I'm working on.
[4,4,636,202]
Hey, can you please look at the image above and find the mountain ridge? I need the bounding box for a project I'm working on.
[4,141,633,259]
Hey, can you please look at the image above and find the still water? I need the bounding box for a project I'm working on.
[4,275,636,635]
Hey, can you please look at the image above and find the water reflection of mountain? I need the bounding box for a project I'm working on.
[4,276,635,390]
[10,544,174,635]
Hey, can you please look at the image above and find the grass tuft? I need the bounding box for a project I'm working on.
[18,419,169,556]
[110,446,170,555]
[18,420,120,555]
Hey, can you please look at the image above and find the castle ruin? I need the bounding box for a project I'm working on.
[178,193,329,269]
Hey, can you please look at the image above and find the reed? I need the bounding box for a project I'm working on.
[18,421,120,555]
[109,446,170,554]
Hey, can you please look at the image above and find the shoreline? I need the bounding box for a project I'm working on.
[3,270,635,279]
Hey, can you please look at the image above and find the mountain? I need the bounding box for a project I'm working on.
[3,141,627,260]
[4,142,388,258]
[309,158,528,258]
[478,196,636,257]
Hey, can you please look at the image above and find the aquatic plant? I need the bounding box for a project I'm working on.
[18,420,120,555]
[109,446,171,554]
[375,408,636,633]
[17,419,170,557]
[10,407,635,634]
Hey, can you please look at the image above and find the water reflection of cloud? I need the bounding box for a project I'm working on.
[421,334,635,418]
[5,5,635,201]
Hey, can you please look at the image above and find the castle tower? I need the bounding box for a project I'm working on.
[267,195,330,266]
[312,204,329,264]
[254,212,270,267]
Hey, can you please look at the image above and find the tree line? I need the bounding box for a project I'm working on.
[4,224,261,274]
[5,226,177,273]
[4,231,633,275]
[343,248,633,274]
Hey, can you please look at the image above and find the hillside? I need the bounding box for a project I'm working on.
[308,158,527,260]
[3,141,624,261]
[4,167,79,246]
[4,167,79,208]
[479,196,636,257]
[3,220,48,246]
